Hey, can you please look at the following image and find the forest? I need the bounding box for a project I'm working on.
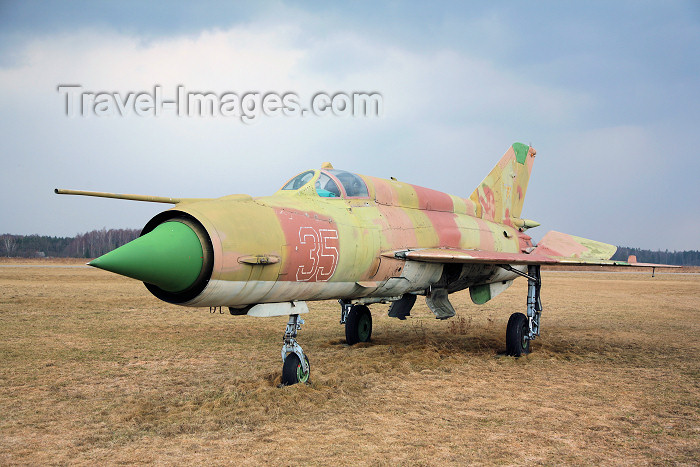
[610,246,700,266]
[1,229,140,259]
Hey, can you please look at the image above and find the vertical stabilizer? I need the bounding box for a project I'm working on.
[469,143,536,224]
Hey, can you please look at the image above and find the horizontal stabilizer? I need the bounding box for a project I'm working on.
[534,230,617,262]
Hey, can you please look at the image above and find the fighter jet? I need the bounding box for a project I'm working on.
[56,143,673,385]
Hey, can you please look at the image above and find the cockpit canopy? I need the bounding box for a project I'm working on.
[281,169,369,198]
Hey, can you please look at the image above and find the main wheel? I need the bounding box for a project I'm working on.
[345,305,372,345]
[506,312,531,356]
[281,353,310,385]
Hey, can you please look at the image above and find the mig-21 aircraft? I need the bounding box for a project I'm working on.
[56,143,673,385]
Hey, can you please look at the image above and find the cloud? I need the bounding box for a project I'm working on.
[0,7,697,250]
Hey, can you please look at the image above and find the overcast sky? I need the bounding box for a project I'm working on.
[1,1,698,250]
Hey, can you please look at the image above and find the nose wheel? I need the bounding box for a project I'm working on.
[281,314,310,385]
[282,352,310,385]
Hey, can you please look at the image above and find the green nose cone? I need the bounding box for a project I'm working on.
[89,221,204,293]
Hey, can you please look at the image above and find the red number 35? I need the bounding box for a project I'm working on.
[296,227,339,282]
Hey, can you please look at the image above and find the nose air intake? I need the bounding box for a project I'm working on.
[89,219,208,295]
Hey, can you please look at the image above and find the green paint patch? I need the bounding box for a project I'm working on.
[89,221,203,292]
[470,284,492,305]
[571,234,618,261]
[513,142,529,165]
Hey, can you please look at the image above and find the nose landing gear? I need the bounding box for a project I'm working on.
[281,314,310,385]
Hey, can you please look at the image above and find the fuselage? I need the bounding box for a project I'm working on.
[145,169,531,307]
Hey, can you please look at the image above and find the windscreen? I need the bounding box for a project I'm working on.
[281,170,315,190]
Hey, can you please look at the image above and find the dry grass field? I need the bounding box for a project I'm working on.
[1,260,698,465]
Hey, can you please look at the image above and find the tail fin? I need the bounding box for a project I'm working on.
[469,142,536,224]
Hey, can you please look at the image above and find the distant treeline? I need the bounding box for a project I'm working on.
[611,247,700,266]
[1,229,140,258]
[1,230,699,265]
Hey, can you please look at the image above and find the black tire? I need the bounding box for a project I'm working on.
[506,312,531,356]
[345,305,372,345]
[281,353,310,385]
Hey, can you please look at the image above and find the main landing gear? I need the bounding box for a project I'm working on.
[502,265,542,356]
[281,314,310,385]
[340,300,372,345]
[278,265,542,384]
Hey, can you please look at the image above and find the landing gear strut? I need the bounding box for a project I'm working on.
[503,265,542,356]
[339,300,372,345]
[281,314,310,385]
